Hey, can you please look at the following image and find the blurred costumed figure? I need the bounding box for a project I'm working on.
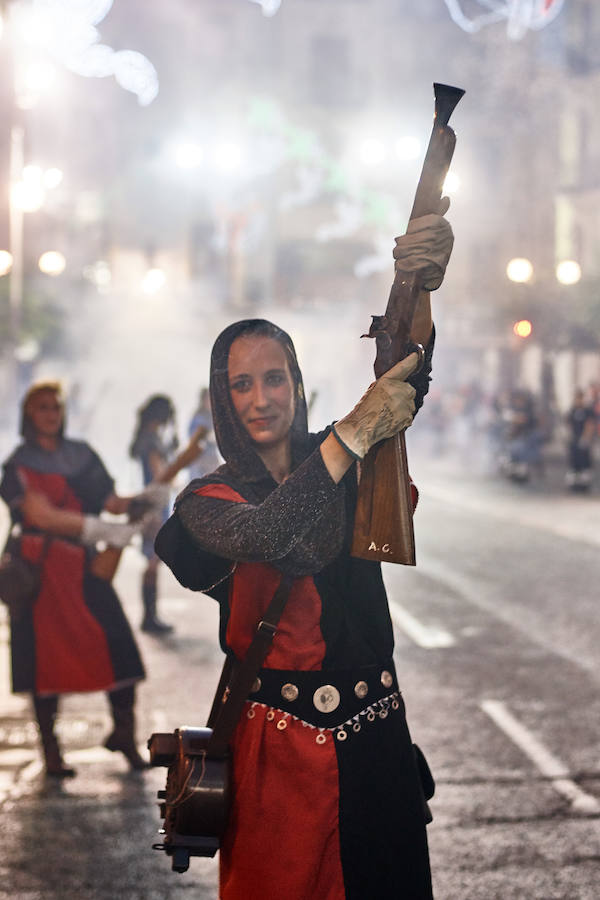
[0,381,161,776]
[129,394,206,633]
[565,389,596,491]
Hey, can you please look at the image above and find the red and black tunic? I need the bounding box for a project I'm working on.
[0,439,145,696]
[156,318,435,900]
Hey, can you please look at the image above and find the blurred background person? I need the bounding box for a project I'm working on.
[129,394,206,633]
[565,388,596,491]
[187,388,221,481]
[497,388,545,483]
[0,381,152,777]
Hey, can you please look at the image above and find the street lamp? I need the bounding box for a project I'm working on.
[213,140,244,173]
[39,251,66,276]
[506,257,533,283]
[0,251,12,276]
[173,142,204,169]
[513,319,532,339]
[395,136,421,161]
[357,138,387,167]
[141,267,166,295]
[556,259,581,285]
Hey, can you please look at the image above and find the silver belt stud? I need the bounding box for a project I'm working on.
[313,684,340,713]
[251,677,262,693]
[380,670,393,688]
[281,683,299,702]
[354,680,368,699]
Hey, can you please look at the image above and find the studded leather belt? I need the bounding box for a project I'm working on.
[247,662,400,729]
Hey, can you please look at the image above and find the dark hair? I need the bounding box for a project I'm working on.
[20,380,65,443]
[129,394,176,459]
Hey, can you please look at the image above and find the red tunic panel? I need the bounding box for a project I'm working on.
[220,703,345,900]
[19,467,116,694]
[195,484,327,671]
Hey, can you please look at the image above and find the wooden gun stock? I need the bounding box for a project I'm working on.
[351,83,464,566]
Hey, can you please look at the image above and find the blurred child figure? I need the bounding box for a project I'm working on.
[129,394,206,633]
[187,388,220,480]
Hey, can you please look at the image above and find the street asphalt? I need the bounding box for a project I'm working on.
[0,453,598,898]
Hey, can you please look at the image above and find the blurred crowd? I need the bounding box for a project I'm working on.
[414,380,600,492]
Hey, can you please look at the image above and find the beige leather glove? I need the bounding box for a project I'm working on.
[80,516,138,549]
[393,208,454,291]
[332,353,418,459]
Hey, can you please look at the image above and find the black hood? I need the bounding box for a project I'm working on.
[209,319,309,483]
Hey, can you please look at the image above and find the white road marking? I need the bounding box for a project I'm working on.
[389,601,455,648]
[481,699,600,815]
[421,484,600,548]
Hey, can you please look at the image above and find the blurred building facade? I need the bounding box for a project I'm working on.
[1,0,600,429]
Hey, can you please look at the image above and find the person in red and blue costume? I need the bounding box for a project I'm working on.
[156,212,453,899]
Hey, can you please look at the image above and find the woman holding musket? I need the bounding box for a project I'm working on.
[156,214,453,899]
[0,381,159,776]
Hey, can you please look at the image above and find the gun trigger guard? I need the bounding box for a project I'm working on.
[406,342,425,374]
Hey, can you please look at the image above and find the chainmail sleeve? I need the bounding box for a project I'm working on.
[177,448,346,577]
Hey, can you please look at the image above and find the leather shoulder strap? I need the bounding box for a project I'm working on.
[207,573,293,757]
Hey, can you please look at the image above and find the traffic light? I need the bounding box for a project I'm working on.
[513,319,532,339]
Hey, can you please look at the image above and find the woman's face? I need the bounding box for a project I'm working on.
[228,335,296,450]
[26,389,64,438]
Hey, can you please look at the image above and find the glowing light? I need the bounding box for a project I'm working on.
[0,251,13,275]
[214,141,243,173]
[23,165,43,184]
[14,338,40,363]
[141,268,166,294]
[43,168,64,189]
[506,257,533,283]
[443,171,460,194]
[395,136,422,161]
[12,180,44,212]
[513,319,532,339]
[357,139,387,167]
[556,259,581,285]
[248,0,282,15]
[18,60,58,101]
[173,143,204,169]
[39,251,66,275]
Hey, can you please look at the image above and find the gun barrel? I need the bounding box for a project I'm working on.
[410,83,464,221]
[433,83,465,127]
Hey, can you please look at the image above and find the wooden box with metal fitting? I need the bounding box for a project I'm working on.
[148,726,231,873]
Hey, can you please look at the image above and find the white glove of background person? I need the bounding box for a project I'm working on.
[332,353,418,460]
[393,200,454,291]
[135,482,171,508]
[80,515,138,549]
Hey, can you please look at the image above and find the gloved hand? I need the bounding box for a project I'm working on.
[128,482,171,522]
[80,515,138,549]
[332,353,418,459]
[393,201,454,291]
